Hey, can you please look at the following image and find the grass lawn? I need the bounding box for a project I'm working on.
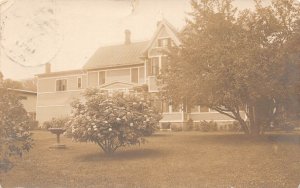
[1,130,300,188]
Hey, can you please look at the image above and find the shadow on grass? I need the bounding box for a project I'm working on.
[265,134,300,144]
[76,148,164,162]
[185,133,300,145]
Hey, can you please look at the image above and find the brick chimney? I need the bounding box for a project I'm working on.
[124,29,131,45]
[45,63,51,73]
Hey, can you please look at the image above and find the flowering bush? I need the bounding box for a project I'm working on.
[43,117,69,129]
[0,88,33,172]
[68,89,162,154]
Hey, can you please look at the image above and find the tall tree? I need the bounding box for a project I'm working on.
[0,72,33,172]
[2,79,23,89]
[22,78,37,92]
[161,0,300,135]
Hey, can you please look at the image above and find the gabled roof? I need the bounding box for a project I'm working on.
[83,41,149,70]
[142,18,181,56]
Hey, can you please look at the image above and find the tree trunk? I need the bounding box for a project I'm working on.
[248,105,261,135]
[236,117,249,134]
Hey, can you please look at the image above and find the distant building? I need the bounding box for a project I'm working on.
[36,19,244,129]
[8,88,37,121]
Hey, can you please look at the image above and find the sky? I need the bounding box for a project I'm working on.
[0,0,258,80]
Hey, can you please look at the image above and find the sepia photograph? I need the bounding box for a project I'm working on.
[0,0,300,187]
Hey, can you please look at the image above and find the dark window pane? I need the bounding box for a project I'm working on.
[151,57,159,76]
[78,78,82,88]
[131,68,138,83]
[56,79,67,91]
[99,71,105,85]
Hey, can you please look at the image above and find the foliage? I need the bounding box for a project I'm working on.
[161,0,300,135]
[184,118,194,131]
[170,124,183,132]
[22,78,37,92]
[227,121,241,132]
[28,120,39,130]
[43,117,71,137]
[0,73,37,91]
[0,75,33,172]
[2,79,24,90]
[43,117,69,129]
[200,121,218,132]
[68,89,162,154]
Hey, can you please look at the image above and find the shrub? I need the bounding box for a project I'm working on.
[28,120,39,130]
[0,88,33,172]
[193,122,200,131]
[183,118,194,131]
[43,117,69,129]
[227,121,240,132]
[68,89,162,154]
[161,122,171,130]
[170,123,182,131]
[43,117,72,137]
[200,121,218,132]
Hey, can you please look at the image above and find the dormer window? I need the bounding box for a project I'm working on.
[158,38,171,47]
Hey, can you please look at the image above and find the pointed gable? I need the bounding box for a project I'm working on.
[143,19,181,57]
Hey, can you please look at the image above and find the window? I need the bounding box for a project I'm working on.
[162,101,169,113]
[99,71,106,85]
[131,68,138,83]
[161,56,168,72]
[150,57,159,76]
[77,77,82,89]
[139,67,145,83]
[158,38,171,47]
[56,79,67,91]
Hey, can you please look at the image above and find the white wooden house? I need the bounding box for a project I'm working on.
[36,19,242,129]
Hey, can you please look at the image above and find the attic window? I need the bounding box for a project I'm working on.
[158,38,171,47]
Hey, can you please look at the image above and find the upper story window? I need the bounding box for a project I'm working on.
[131,68,138,83]
[56,79,67,91]
[161,56,169,72]
[147,57,159,76]
[77,77,82,89]
[99,71,106,85]
[158,38,171,47]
